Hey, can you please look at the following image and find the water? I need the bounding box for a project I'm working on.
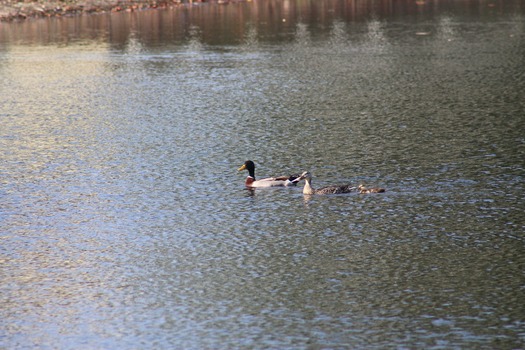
[1,0,525,348]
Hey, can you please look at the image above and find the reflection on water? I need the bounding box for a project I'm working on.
[2,0,525,48]
[1,0,525,348]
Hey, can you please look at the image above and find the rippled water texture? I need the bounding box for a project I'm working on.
[1,0,525,348]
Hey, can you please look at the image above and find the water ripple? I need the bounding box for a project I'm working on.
[2,2,525,348]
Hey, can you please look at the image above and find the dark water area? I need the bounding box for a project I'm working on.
[2,0,525,47]
[1,0,525,349]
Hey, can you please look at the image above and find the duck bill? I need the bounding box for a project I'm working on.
[298,173,308,181]
[238,164,247,171]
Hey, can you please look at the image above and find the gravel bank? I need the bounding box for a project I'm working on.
[0,0,245,21]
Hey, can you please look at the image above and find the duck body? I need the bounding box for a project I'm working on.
[358,184,386,194]
[299,171,356,195]
[238,160,300,188]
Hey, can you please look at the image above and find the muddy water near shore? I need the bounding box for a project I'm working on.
[2,1,525,348]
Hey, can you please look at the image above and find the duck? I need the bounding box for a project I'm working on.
[238,160,300,188]
[298,171,356,195]
[358,184,386,194]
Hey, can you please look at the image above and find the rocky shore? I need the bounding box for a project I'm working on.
[0,0,245,21]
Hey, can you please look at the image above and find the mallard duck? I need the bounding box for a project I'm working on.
[238,160,300,188]
[298,171,356,195]
[358,184,386,193]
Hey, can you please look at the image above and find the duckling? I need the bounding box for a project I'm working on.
[238,160,300,188]
[358,184,386,194]
[298,171,356,195]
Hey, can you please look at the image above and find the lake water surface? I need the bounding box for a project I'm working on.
[1,0,525,348]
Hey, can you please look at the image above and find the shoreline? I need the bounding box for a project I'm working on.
[0,0,248,22]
